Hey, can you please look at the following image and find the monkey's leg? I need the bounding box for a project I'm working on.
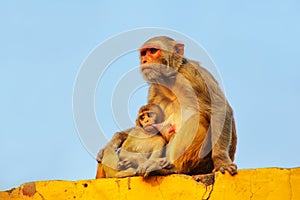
[137,114,206,176]
[166,113,213,175]
[167,114,201,164]
[96,146,120,178]
[211,108,237,175]
[229,117,237,161]
[96,130,130,163]
[95,163,106,178]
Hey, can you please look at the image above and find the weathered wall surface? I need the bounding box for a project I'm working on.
[0,168,299,200]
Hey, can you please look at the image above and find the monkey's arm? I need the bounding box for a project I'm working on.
[96,128,132,163]
[118,149,148,169]
[148,138,166,160]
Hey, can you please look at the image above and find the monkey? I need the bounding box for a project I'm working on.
[97,36,237,177]
[96,104,168,178]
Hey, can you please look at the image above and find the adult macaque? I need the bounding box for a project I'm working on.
[96,104,167,178]
[97,36,237,177]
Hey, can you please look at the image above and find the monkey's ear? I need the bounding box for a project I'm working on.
[174,42,184,55]
[136,118,140,127]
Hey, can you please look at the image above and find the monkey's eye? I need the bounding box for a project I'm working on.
[140,115,145,120]
[149,48,158,54]
[148,112,154,118]
[140,50,147,56]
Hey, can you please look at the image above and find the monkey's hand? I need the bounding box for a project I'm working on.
[213,163,237,175]
[137,158,173,177]
[118,159,136,170]
[96,148,105,163]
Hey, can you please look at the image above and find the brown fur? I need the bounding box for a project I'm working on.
[96,104,167,178]
[96,36,237,177]
[138,36,237,175]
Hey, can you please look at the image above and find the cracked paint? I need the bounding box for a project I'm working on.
[0,168,299,200]
[201,184,213,200]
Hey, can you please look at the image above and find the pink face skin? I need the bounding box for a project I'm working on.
[138,110,163,134]
[140,46,162,72]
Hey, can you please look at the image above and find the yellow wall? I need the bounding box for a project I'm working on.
[1,168,299,200]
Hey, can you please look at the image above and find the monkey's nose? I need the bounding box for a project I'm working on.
[143,60,147,64]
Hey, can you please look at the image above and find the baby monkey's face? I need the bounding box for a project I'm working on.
[136,104,165,134]
[138,111,158,128]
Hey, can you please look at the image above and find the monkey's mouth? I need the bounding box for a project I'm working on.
[144,123,163,132]
[140,64,153,72]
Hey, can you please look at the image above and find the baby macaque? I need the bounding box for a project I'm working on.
[96,104,168,178]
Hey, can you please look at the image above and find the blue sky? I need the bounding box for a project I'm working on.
[1,0,300,191]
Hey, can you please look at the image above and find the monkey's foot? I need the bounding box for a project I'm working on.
[136,159,162,177]
[158,158,173,169]
[213,163,237,175]
[137,160,158,177]
[137,158,174,177]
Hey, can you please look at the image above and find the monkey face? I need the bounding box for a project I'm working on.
[139,39,182,84]
[140,47,162,65]
[139,111,157,127]
[136,104,165,134]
